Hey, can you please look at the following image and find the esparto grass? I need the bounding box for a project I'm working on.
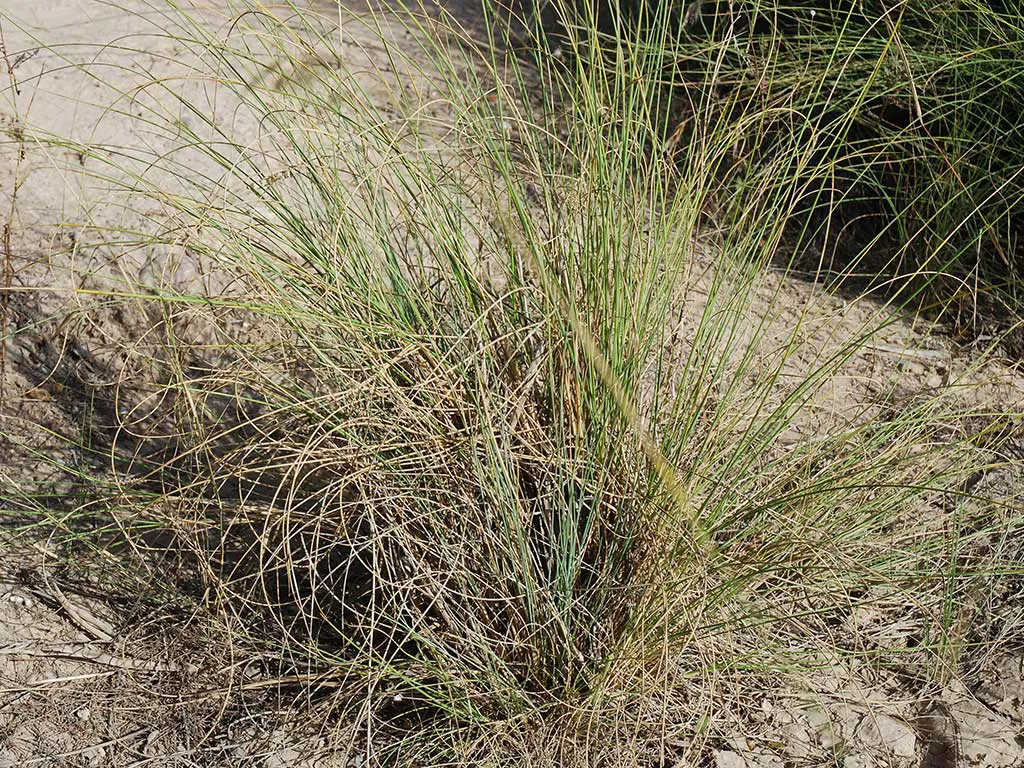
[1,0,1022,764]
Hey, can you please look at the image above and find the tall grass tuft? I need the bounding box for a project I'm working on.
[3,0,1022,763]
[561,0,1024,337]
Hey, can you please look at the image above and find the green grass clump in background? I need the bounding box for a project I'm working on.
[547,0,1024,340]
[2,0,1022,764]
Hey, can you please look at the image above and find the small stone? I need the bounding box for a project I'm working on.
[855,714,917,758]
[713,750,747,768]
[76,707,91,721]
[842,755,871,768]
[802,703,830,730]
[82,745,104,768]
[144,730,161,756]
[803,704,842,750]
[264,747,302,768]
[747,752,785,768]
[726,736,751,753]
[946,693,1022,768]
[777,428,802,447]
[781,723,812,758]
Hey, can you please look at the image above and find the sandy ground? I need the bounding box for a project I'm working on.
[2,1,1024,766]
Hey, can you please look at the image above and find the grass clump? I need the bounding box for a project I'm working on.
[2,0,1022,764]
[549,0,1024,338]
